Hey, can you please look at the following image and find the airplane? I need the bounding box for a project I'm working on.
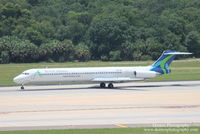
[13,50,191,89]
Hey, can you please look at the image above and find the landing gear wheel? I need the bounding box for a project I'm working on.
[100,83,106,88]
[21,86,24,90]
[108,83,114,88]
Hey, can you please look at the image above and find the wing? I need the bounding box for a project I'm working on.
[92,77,144,83]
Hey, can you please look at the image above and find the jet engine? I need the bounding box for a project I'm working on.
[134,71,160,78]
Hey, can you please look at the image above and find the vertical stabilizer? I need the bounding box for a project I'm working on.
[150,50,192,74]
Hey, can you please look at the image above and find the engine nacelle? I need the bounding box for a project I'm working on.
[134,71,160,78]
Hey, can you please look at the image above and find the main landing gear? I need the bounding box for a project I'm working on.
[100,82,114,88]
[108,83,114,88]
[100,82,106,88]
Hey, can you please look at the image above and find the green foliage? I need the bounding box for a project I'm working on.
[0,51,9,63]
[75,43,91,61]
[0,36,38,63]
[27,0,41,6]
[109,50,121,61]
[101,55,109,61]
[1,0,200,63]
[185,31,200,57]
[88,15,129,59]
[40,40,75,62]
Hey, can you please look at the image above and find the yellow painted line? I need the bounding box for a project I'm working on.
[115,124,128,128]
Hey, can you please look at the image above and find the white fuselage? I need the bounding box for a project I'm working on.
[13,66,160,85]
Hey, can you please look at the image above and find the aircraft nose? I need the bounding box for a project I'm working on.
[13,76,19,83]
[13,75,22,84]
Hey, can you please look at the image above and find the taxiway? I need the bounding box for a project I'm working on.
[0,80,200,130]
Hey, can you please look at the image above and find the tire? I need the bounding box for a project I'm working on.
[108,83,114,88]
[100,83,106,88]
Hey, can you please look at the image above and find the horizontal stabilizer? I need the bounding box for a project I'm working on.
[163,51,192,55]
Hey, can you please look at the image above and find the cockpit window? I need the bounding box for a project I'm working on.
[22,73,29,75]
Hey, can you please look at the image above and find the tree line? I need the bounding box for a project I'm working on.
[0,0,200,63]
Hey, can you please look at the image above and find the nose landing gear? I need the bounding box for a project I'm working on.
[21,85,24,90]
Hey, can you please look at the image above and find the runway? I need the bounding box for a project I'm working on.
[0,80,200,130]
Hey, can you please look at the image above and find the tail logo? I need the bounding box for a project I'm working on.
[151,55,173,74]
[150,50,191,74]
